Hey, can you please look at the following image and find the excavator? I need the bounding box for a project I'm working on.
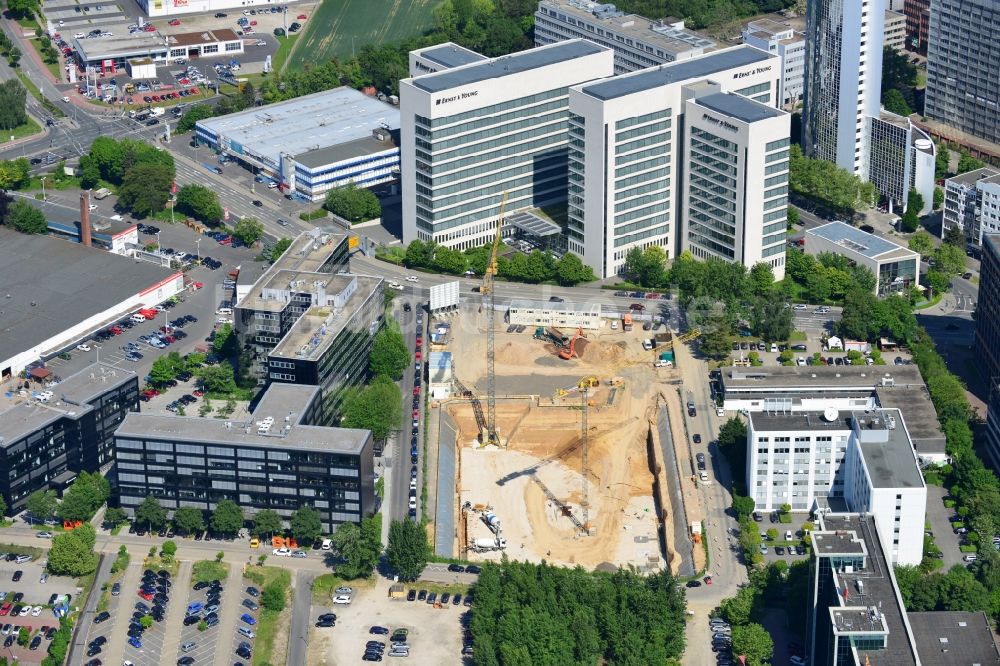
[553,375,599,399]
[558,327,586,360]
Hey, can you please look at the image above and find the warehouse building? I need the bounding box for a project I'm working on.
[507,299,603,330]
[136,0,300,18]
[196,88,400,202]
[805,222,919,296]
[747,407,926,566]
[0,363,138,515]
[72,28,242,73]
[114,383,376,531]
[0,228,183,381]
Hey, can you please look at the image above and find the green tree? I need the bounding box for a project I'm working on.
[331,515,382,579]
[210,499,244,535]
[267,237,293,263]
[925,269,952,296]
[935,142,950,179]
[213,323,234,355]
[160,540,177,562]
[881,45,917,92]
[251,509,283,538]
[261,581,286,612]
[403,239,436,268]
[176,184,223,224]
[47,526,98,576]
[732,495,756,523]
[342,375,403,441]
[554,252,596,286]
[323,183,381,223]
[16,627,28,647]
[0,80,27,131]
[104,506,127,527]
[837,288,881,341]
[135,495,167,531]
[699,314,735,361]
[386,519,430,581]
[4,199,46,234]
[149,355,177,386]
[117,162,173,217]
[56,471,110,522]
[750,291,793,342]
[139,615,154,629]
[882,88,912,116]
[719,586,756,626]
[933,243,966,276]
[233,216,264,246]
[369,323,410,380]
[176,104,215,133]
[789,145,879,217]
[957,150,985,175]
[172,506,206,535]
[933,186,944,210]
[944,224,966,248]
[432,246,467,275]
[0,158,30,190]
[731,623,774,666]
[196,362,237,394]
[290,506,323,545]
[748,263,775,298]
[623,245,667,288]
[787,207,800,227]
[25,489,58,523]
[908,231,935,257]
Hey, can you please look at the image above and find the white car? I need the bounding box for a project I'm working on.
[88,204,98,211]
[76,344,91,352]
[405,276,419,283]
[332,595,352,605]
[793,304,807,310]
[30,606,42,617]
[18,606,30,617]
[335,586,353,595]
[388,282,402,290]
[272,547,291,557]
[408,497,417,509]
[73,32,85,38]
[36,531,53,538]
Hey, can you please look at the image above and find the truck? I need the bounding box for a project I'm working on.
[150,107,165,117]
[482,511,501,534]
[622,313,633,331]
[93,187,111,200]
[471,536,508,552]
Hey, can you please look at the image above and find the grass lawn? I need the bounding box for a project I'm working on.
[192,560,229,583]
[311,573,376,604]
[26,38,61,78]
[0,117,42,143]
[15,71,64,117]
[271,34,298,72]
[0,543,44,559]
[409,580,472,596]
[788,330,807,342]
[286,0,436,70]
[143,555,180,577]
[242,567,291,666]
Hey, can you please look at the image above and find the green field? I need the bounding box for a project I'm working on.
[286,0,436,70]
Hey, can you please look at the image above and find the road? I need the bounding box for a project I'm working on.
[286,570,315,666]
[67,552,112,666]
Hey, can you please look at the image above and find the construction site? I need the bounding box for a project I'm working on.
[433,304,703,574]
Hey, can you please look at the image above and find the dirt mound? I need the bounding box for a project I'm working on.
[578,339,625,363]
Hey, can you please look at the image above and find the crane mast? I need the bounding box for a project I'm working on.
[480,193,506,446]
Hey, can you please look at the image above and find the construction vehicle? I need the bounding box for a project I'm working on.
[546,327,569,346]
[533,326,546,340]
[622,313,633,331]
[471,536,508,552]
[482,511,501,534]
[558,328,585,360]
[478,192,506,446]
[554,376,599,399]
[605,376,623,387]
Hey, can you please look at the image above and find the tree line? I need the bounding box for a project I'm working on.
[789,145,879,219]
[342,322,408,441]
[80,136,176,218]
[468,560,687,665]
[401,239,596,286]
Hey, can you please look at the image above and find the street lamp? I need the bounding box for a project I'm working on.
[196,237,201,260]
[40,176,46,201]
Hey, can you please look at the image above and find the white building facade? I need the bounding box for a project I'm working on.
[942,168,1000,250]
[682,93,789,279]
[747,408,925,566]
[740,19,805,106]
[400,40,614,251]
[566,45,785,278]
[507,299,603,330]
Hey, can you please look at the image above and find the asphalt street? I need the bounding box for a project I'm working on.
[286,570,315,666]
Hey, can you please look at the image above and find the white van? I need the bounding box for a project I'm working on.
[216,307,233,316]
[321,538,332,551]
[130,313,147,323]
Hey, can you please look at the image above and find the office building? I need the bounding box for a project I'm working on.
[234,230,380,421]
[802,0,885,177]
[977,236,1000,436]
[904,0,930,53]
[802,1,935,213]
[941,167,1000,250]
[196,88,400,202]
[0,228,183,381]
[925,0,1000,147]
[807,513,1000,666]
[682,93,790,279]
[719,365,947,466]
[0,363,138,515]
[400,40,615,251]
[740,18,805,106]
[566,45,786,278]
[883,10,907,51]
[114,383,375,531]
[408,43,486,78]
[533,0,716,74]
[507,299,603,330]
[746,408,925,565]
[805,222,919,296]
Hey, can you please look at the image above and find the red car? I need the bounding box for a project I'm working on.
[192,282,204,290]
[189,87,200,95]
[192,390,204,397]
[138,591,153,601]
[413,387,420,395]
[0,603,11,616]
[704,576,713,585]
[415,337,423,346]
[249,20,257,25]
[168,18,180,25]
[412,410,419,418]
[164,335,176,343]
[143,24,156,31]
[415,351,421,360]
[297,13,307,19]
[109,326,123,335]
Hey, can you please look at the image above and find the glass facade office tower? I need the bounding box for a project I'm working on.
[925,0,1000,145]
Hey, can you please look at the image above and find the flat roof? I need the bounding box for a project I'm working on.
[508,299,602,315]
[197,88,399,168]
[721,365,924,390]
[295,132,399,170]
[907,611,1000,665]
[580,45,773,101]
[74,30,165,60]
[875,386,945,454]
[506,210,562,237]
[0,363,136,445]
[0,228,179,368]
[415,43,487,69]
[820,514,919,666]
[410,40,607,94]
[947,166,1000,187]
[252,383,320,425]
[852,409,924,489]
[236,230,346,312]
[115,411,370,454]
[270,275,382,361]
[807,221,918,261]
[695,91,785,123]
[166,28,239,47]
[748,410,854,432]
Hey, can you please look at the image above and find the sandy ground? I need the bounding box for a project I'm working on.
[447,314,677,571]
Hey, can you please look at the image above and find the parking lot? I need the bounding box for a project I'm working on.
[175,570,229,664]
[0,549,79,663]
[118,564,180,666]
[310,579,467,664]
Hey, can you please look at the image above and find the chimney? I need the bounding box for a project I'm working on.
[80,191,92,247]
